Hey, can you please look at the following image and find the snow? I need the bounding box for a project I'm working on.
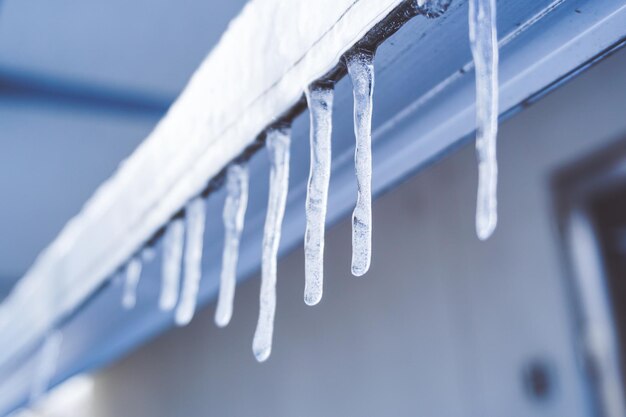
[0,0,506,389]
[0,0,406,374]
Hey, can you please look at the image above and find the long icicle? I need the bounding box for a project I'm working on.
[122,256,142,310]
[215,163,249,328]
[160,218,185,311]
[30,331,63,404]
[253,126,291,362]
[346,50,374,277]
[304,82,334,306]
[469,0,499,240]
[175,197,206,326]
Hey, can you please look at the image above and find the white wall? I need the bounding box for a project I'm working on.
[89,47,626,417]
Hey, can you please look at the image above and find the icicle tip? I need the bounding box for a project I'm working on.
[214,313,231,328]
[253,344,271,363]
[304,287,322,306]
[476,212,497,241]
[174,307,193,327]
[351,262,370,277]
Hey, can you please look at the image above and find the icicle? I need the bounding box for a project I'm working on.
[141,246,156,263]
[252,126,291,362]
[122,256,142,310]
[303,82,334,306]
[160,218,185,311]
[215,163,249,328]
[175,197,206,326]
[346,50,374,277]
[469,0,499,240]
[30,331,63,404]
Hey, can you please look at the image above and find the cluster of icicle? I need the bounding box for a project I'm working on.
[28,2,499,406]
[110,0,500,364]
[27,0,500,408]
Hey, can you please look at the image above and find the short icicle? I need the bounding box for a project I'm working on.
[175,197,206,326]
[122,256,142,310]
[252,126,291,362]
[469,0,499,240]
[215,163,249,328]
[30,331,63,404]
[303,82,334,306]
[141,246,156,263]
[346,50,374,277]
[160,218,185,311]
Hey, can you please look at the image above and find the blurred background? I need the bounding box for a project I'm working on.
[2,0,626,416]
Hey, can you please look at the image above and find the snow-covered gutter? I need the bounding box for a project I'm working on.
[0,0,422,384]
[1,0,626,414]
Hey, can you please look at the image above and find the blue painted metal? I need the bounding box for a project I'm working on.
[2,0,626,414]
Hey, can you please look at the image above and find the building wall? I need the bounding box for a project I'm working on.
[90,48,626,417]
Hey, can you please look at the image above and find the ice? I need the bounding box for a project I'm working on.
[416,0,452,18]
[29,331,63,404]
[252,126,291,362]
[0,0,418,380]
[160,219,185,311]
[304,83,334,306]
[141,246,156,263]
[346,50,374,277]
[0,0,414,378]
[469,0,499,240]
[175,197,206,326]
[121,257,142,310]
[215,163,249,328]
